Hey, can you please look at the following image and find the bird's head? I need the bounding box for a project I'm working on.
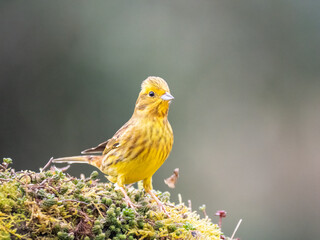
[134,76,174,118]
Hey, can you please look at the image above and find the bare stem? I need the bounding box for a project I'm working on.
[60,199,88,205]
[230,219,242,240]
[188,200,192,211]
[0,178,11,182]
[41,157,54,172]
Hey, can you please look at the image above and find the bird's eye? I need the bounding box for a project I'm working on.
[148,91,155,97]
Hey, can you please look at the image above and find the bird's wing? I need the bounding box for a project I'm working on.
[102,121,132,155]
[82,120,133,156]
[81,140,109,154]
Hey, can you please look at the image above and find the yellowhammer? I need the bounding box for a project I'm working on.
[53,76,174,214]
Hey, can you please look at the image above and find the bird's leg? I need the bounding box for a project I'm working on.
[119,186,137,210]
[143,177,169,217]
[115,182,137,211]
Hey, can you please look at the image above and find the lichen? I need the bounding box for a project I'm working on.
[0,159,222,240]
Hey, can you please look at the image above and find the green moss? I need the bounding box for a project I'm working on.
[0,158,222,239]
[0,182,20,213]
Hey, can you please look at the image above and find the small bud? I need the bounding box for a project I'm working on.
[199,204,206,211]
[42,198,58,208]
[3,158,12,165]
[118,234,126,240]
[167,224,177,233]
[154,221,164,230]
[215,210,227,218]
[199,204,207,217]
[129,220,137,227]
[137,220,144,229]
[92,225,102,234]
[76,182,85,189]
[95,233,105,240]
[59,186,68,195]
[90,171,99,180]
[183,222,195,231]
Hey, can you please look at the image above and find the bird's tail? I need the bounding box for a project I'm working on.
[52,155,103,169]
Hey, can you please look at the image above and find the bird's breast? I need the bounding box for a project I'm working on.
[141,119,173,167]
[102,118,173,183]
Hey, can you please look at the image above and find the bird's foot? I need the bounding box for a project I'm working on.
[123,195,138,211]
[116,185,138,212]
[147,190,170,217]
[157,201,170,217]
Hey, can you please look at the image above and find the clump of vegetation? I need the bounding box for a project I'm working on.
[0,158,222,239]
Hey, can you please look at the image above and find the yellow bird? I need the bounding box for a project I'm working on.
[53,76,174,214]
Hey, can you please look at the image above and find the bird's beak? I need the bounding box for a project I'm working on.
[161,92,174,101]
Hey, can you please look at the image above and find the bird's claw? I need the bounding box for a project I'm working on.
[147,190,170,217]
[157,202,170,217]
[123,197,138,212]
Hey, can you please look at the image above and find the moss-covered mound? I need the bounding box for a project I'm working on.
[0,158,221,240]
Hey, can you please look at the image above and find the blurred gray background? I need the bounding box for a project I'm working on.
[1,1,320,239]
